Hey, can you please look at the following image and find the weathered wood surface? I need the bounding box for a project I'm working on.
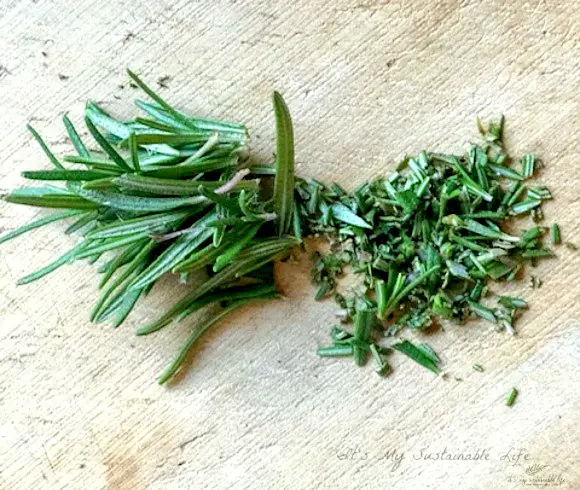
[0,1,578,489]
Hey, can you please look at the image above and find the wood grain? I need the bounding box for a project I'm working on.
[0,1,578,489]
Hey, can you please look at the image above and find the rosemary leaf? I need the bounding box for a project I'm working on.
[87,210,189,239]
[27,124,64,169]
[85,101,132,139]
[272,91,295,236]
[91,240,156,321]
[391,339,441,374]
[4,188,99,210]
[21,170,116,181]
[63,115,90,158]
[129,222,214,290]
[157,300,247,384]
[550,223,561,245]
[0,209,83,245]
[317,345,354,357]
[213,222,262,272]
[84,117,132,172]
[127,69,196,131]
[331,203,372,229]
[16,243,85,285]
[72,184,207,212]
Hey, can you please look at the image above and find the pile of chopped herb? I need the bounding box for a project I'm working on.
[0,71,560,382]
[295,117,558,373]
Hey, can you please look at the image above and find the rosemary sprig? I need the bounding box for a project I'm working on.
[1,70,295,383]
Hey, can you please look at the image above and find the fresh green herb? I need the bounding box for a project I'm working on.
[0,209,84,245]
[158,300,247,384]
[1,77,560,389]
[369,343,390,376]
[27,124,65,169]
[472,364,484,372]
[1,70,294,384]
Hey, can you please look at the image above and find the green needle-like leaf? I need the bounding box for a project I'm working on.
[87,211,189,239]
[272,91,295,236]
[85,101,132,139]
[141,237,297,333]
[213,222,262,272]
[110,288,144,328]
[127,69,196,130]
[65,210,99,234]
[391,339,441,374]
[27,124,64,169]
[91,240,156,321]
[74,233,152,260]
[141,156,239,178]
[17,243,85,285]
[157,300,247,384]
[22,170,117,181]
[4,188,100,210]
[137,283,277,335]
[129,213,217,290]
[353,304,375,366]
[128,132,141,173]
[331,203,372,229]
[132,132,219,146]
[0,209,83,245]
[84,117,133,172]
[63,115,90,158]
[99,241,146,288]
[134,99,192,131]
[113,174,258,196]
[71,183,207,212]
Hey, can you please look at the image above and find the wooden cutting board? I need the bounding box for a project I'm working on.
[0,1,578,488]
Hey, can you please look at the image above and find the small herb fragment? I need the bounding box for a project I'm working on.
[550,224,561,245]
[391,340,442,375]
[506,387,518,407]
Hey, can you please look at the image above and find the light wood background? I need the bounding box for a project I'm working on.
[0,1,578,489]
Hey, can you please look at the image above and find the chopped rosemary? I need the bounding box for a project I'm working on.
[506,387,518,407]
[391,340,442,375]
[550,224,561,245]
[299,115,558,374]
